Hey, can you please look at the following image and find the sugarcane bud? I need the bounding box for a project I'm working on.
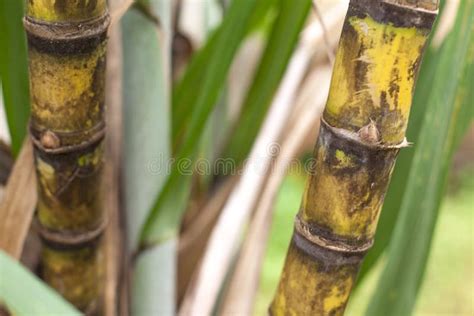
[40,131,60,149]
[358,119,380,144]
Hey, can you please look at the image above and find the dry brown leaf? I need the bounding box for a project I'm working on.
[103,15,127,316]
[0,138,37,260]
[177,176,238,303]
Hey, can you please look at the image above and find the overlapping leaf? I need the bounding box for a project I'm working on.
[223,0,312,165]
[171,0,278,152]
[140,0,262,245]
[121,1,176,314]
[122,1,172,252]
[366,1,474,314]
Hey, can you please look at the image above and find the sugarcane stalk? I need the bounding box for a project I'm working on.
[24,1,110,313]
[270,1,438,315]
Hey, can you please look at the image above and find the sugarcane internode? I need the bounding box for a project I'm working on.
[270,0,438,315]
[24,0,110,313]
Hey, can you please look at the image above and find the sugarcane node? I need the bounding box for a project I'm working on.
[292,228,366,267]
[40,130,61,149]
[23,13,110,56]
[35,151,105,241]
[321,119,407,150]
[34,215,107,251]
[350,0,438,29]
[270,232,362,315]
[30,122,106,155]
[294,215,374,254]
[302,121,401,247]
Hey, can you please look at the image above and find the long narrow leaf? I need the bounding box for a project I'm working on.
[195,0,225,194]
[122,3,171,251]
[223,0,312,165]
[121,1,174,315]
[141,0,261,245]
[0,251,80,315]
[132,240,176,316]
[171,0,278,151]
[0,0,30,156]
[366,2,474,314]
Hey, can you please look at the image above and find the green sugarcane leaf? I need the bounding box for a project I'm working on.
[195,0,230,194]
[0,0,30,156]
[132,239,177,316]
[171,0,278,153]
[141,0,261,245]
[121,2,171,251]
[366,1,474,315]
[121,2,175,315]
[223,0,311,165]
[0,250,80,315]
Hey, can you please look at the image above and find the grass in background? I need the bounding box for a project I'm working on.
[255,162,474,316]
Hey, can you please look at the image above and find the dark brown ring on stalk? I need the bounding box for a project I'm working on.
[350,0,438,29]
[292,228,367,265]
[30,122,106,154]
[294,215,373,253]
[35,217,107,250]
[23,12,110,35]
[302,120,403,247]
[320,119,410,150]
[24,14,111,55]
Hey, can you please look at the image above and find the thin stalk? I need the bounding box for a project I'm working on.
[24,1,110,313]
[270,0,438,315]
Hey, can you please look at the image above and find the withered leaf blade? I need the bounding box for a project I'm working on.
[0,138,36,260]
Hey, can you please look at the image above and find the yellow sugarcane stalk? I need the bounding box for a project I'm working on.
[270,0,438,315]
[24,0,110,313]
